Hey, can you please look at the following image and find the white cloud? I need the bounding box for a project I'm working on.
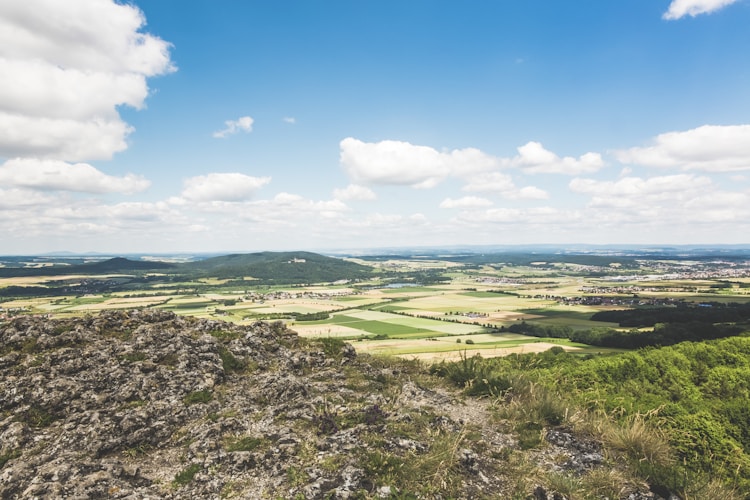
[440,196,494,209]
[615,124,750,172]
[568,174,750,224]
[456,206,576,225]
[283,117,296,124]
[511,186,550,200]
[212,116,254,138]
[0,0,174,162]
[0,188,55,209]
[513,141,604,175]
[0,158,149,194]
[339,137,499,189]
[0,113,133,161]
[462,172,515,193]
[461,172,548,200]
[333,184,377,201]
[663,0,739,19]
[340,137,601,192]
[569,174,712,198]
[180,173,271,202]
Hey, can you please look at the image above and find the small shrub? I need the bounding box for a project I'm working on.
[17,405,57,428]
[218,346,244,372]
[120,351,147,363]
[603,414,672,467]
[361,404,388,426]
[209,329,242,341]
[225,436,264,452]
[0,449,21,469]
[184,390,212,405]
[313,402,339,435]
[516,421,544,449]
[173,463,201,486]
[158,352,179,367]
[318,337,347,359]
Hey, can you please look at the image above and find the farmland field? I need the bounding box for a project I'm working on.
[2,251,750,360]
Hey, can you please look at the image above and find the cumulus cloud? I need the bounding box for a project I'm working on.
[339,137,500,189]
[615,124,750,172]
[512,141,604,175]
[567,174,750,224]
[663,0,739,19]
[455,206,575,225]
[180,173,271,202]
[0,158,149,194]
[461,172,549,200]
[440,196,493,209]
[511,186,550,200]
[0,188,55,209]
[212,116,254,138]
[0,0,174,162]
[333,184,377,201]
[462,172,516,193]
[570,174,712,199]
[340,137,601,192]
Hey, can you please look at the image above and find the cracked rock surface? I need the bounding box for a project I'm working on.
[1,310,658,499]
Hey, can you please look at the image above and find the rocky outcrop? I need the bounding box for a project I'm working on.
[1,310,659,499]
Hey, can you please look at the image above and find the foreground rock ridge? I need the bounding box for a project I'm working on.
[1,310,658,499]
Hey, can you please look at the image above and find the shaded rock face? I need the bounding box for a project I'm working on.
[1,310,307,498]
[1,310,656,499]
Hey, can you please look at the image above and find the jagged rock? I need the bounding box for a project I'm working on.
[0,310,661,499]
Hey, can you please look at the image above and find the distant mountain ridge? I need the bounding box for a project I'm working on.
[181,251,372,283]
[0,251,371,284]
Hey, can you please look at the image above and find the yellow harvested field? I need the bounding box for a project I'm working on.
[394,342,581,362]
[293,324,366,338]
[70,296,172,311]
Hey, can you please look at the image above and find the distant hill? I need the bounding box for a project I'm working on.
[180,251,372,283]
[0,257,174,278]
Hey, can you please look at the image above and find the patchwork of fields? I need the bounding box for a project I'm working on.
[2,256,749,360]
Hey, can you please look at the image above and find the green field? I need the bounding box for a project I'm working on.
[3,253,749,360]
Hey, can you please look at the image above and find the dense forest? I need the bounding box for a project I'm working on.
[432,336,750,496]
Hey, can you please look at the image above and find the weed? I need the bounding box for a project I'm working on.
[184,390,212,405]
[120,351,147,363]
[225,435,265,452]
[313,401,339,435]
[209,329,243,341]
[20,338,38,355]
[318,337,347,359]
[172,463,201,486]
[157,352,179,367]
[122,443,153,458]
[17,405,57,428]
[602,413,672,467]
[286,465,307,487]
[218,346,245,372]
[0,449,21,469]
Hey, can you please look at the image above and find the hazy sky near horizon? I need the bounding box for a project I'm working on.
[1,0,750,254]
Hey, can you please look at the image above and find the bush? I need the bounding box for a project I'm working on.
[173,463,201,486]
[183,390,212,405]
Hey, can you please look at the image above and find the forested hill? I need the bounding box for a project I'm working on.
[0,257,175,278]
[179,251,373,283]
[0,252,372,285]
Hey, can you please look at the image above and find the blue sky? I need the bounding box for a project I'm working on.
[1,0,749,254]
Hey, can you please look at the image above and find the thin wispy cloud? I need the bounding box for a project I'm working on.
[212,116,254,138]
